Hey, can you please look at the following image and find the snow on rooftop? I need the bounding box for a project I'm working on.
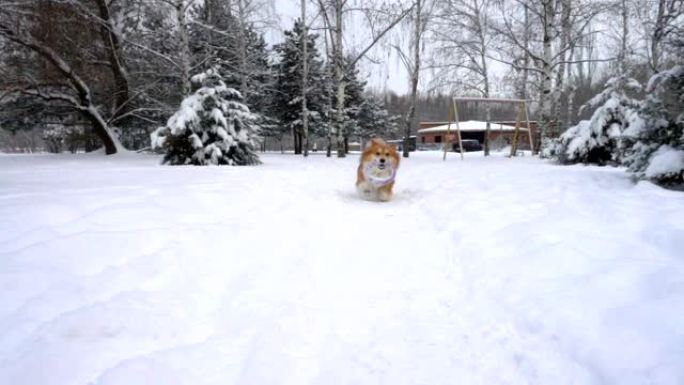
[418,120,523,134]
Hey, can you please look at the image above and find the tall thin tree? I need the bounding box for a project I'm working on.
[301,0,310,157]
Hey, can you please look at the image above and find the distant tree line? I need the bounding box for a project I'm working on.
[0,0,682,163]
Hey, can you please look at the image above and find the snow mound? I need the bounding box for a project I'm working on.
[645,145,684,179]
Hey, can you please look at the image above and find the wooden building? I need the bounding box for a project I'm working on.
[417,120,538,150]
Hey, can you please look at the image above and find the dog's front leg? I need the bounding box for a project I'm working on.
[377,188,391,202]
[357,181,372,196]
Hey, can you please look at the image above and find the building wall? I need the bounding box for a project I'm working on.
[418,121,538,150]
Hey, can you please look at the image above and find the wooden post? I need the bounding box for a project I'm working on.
[454,98,464,160]
[443,100,453,161]
[523,101,534,154]
[444,96,532,159]
[444,98,465,160]
[509,103,524,157]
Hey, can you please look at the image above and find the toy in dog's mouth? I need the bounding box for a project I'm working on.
[365,160,396,186]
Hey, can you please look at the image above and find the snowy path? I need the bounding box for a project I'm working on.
[1,152,683,385]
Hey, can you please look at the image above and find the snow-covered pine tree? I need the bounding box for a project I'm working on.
[357,96,401,143]
[151,68,261,165]
[338,57,366,153]
[273,19,329,154]
[623,65,684,186]
[188,2,274,120]
[554,76,641,165]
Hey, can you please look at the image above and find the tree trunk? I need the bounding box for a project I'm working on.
[176,0,192,96]
[521,3,530,100]
[538,0,556,151]
[404,0,422,158]
[321,11,334,158]
[552,0,571,135]
[619,0,629,74]
[478,19,491,155]
[325,72,333,158]
[301,0,310,157]
[0,23,120,154]
[237,0,249,96]
[86,105,119,154]
[94,0,130,124]
[294,130,302,154]
[650,0,666,73]
[566,81,576,126]
[334,0,346,157]
[565,45,577,127]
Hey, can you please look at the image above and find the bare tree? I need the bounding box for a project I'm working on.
[618,0,630,74]
[403,0,425,158]
[0,1,122,154]
[550,0,571,134]
[92,0,131,123]
[391,0,436,157]
[492,0,605,151]
[637,0,684,73]
[316,0,414,157]
[432,0,493,155]
[301,0,310,157]
[172,0,193,96]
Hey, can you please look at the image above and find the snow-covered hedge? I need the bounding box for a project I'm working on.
[555,76,640,165]
[151,68,261,166]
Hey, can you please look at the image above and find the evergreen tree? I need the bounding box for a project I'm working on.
[151,68,261,165]
[188,2,274,118]
[554,76,641,165]
[338,57,367,153]
[273,19,329,154]
[240,31,273,115]
[221,28,276,144]
[623,65,684,186]
[188,1,237,76]
[357,97,401,142]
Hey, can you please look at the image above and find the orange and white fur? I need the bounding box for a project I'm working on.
[356,138,400,201]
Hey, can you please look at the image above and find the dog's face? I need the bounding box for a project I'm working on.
[361,138,400,171]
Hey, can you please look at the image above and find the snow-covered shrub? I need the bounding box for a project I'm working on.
[42,126,66,153]
[151,68,261,165]
[42,125,86,153]
[115,126,150,151]
[540,137,562,158]
[623,66,684,186]
[555,76,641,165]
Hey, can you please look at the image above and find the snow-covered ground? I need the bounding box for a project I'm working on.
[1,151,683,385]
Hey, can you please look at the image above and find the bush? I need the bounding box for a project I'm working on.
[623,66,684,186]
[554,76,641,165]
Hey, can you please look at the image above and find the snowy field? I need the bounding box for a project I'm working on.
[1,151,683,385]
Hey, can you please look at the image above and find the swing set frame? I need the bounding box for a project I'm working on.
[443,97,534,160]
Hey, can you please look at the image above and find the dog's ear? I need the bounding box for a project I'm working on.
[365,138,381,150]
